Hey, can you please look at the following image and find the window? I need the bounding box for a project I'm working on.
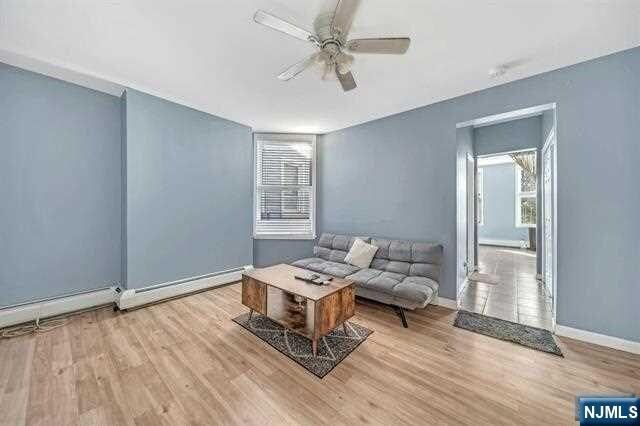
[253,134,316,239]
[477,168,484,226]
[515,156,536,227]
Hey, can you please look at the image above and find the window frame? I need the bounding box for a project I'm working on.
[515,163,537,228]
[252,133,316,240]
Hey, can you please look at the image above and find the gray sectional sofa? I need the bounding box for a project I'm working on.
[291,233,443,327]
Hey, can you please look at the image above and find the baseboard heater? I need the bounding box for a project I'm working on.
[116,265,253,310]
[0,286,118,329]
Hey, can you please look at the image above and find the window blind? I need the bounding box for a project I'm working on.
[254,137,315,238]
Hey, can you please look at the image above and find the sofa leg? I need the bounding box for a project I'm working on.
[394,306,408,328]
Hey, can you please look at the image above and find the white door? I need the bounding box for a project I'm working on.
[466,153,475,273]
[542,134,555,303]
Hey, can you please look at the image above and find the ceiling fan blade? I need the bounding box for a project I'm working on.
[254,10,314,42]
[336,69,356,91]
[278,53,319,81]
[347,37,411,54]
[331,0,360,39]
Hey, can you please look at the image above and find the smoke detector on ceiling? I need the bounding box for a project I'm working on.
[488,65,508,78]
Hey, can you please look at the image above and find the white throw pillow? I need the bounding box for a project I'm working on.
[344,239,379,269]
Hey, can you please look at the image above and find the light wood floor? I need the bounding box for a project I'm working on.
[1,283,639,426]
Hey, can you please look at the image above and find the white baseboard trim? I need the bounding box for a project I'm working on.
[479,238,527,249]
[435,296,458,310]
[555,325,640,355]
[117,265,253,310]
[0,287,118,329]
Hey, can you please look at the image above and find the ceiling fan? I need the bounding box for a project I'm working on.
[254,0,411,92]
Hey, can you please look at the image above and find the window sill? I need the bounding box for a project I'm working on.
[253,234,316,240]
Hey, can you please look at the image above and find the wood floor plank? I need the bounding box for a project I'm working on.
[1,282,639,426]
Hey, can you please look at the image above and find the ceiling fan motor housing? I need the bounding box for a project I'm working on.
[314,12,345,45]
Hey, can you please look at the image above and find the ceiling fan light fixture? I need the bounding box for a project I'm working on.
[336,61,351,75]
[254,1,411,92]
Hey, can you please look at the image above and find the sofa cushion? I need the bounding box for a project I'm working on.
[318,233,371,250]
[301,259,360,278]
[314,246,348,262]
[318,233,336,248]
[411,243,443,264]
[315,233,371,264]
[360,271,406,296]
[409,263,441,282]
[371,238,391,259]
[345,269,438,305]
[323,263,361,278]
[369,258,389,270]
[393,276,438,302]
[331,234,352,251]
[345,268,383,285]
[389,241,412,262]
[291,257,324,269]
[385,260,411,275]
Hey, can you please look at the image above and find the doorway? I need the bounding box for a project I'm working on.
[468,150,552,329]
[455,104,557,331]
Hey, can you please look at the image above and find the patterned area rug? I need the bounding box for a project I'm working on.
[454,310,563,356]
[232,313,373,378]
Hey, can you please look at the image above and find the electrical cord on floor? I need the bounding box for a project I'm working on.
[1,316,69,339]
[0,306,70,339]
[0,302,117,339]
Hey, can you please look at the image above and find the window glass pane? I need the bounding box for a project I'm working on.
[520,168,536,192]
[520,196,536,225]
[259,188,311,220]
[259,142,312,186]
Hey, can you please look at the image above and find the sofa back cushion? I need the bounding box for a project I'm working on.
[370,238,443,282]
[314,233,370,263]
[314,233,443,283]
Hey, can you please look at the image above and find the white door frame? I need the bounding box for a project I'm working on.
[466,153,476,274]
[542,127,558,329]
[455,103,557,312]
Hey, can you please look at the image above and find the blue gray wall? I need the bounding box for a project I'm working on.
[312,47,639,342]
[478,164,528,242]
[474,115,541,155]
[0,63,122,306]
[123,89,253,288]
[253,239,314,267]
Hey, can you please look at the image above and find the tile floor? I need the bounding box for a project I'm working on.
[459,245,553,330]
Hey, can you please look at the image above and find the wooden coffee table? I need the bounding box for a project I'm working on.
[241,264,355,356]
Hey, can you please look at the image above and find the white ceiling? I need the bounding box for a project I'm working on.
[1,0,639,133]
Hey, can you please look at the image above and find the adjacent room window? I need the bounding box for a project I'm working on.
[253,134,316,239]
[514,152,537,227]
[477,168,484,226]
